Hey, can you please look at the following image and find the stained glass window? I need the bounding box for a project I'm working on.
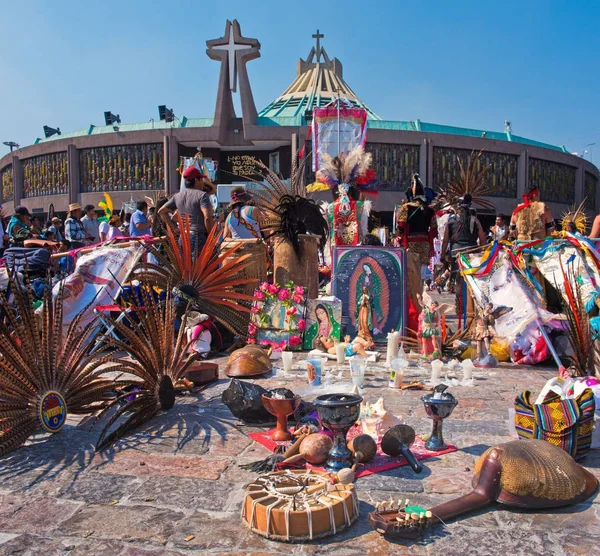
[585,171,598,210]
[22,152,68,198]
[366,143,420,191]
[79,144,165,192]
[432,147,518,198]
[0,164,13,201]
[528,158,576,204]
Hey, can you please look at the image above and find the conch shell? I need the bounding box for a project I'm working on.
[360,397,402,438]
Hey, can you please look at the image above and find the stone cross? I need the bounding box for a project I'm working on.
[312,29,324,63]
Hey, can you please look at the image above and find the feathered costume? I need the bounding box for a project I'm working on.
[307,146,376,248]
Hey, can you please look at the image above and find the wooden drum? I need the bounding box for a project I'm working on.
[242,469,358,542]
[220,238,267,296]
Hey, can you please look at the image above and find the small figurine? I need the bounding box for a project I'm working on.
[472,302,499,368]
[356,286,376,349]
[418,301,442,360]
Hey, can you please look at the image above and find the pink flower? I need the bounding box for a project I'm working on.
[248,324,257,336]
[247,338,256,344]
[297,319,306,331]
[278,288,291,301]
[251,305,261,313]
[268,283,279,295]
[293,295,303,304]
[286,306,297,316]
[275,341,287,352]
[294,286,305,297]
[260,282,270,293]
[255,291,265,301]
[260,340,271,347]
[288,335,302,348]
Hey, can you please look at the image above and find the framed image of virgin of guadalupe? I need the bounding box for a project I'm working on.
[332,247,406,342]
[303,297,342,350]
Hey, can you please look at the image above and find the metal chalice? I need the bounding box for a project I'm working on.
[315,393,363,472]
[421,385,458,451]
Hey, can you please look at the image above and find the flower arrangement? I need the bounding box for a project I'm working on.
[248,281,306,351]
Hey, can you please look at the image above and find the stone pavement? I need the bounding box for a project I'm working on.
[0,356,598,556]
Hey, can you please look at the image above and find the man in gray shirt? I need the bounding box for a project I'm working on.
[159,166,215,254]
[81,204,100,245]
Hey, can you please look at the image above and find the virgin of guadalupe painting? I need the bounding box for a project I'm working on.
[332,247,406,342]
[303,297,342,350]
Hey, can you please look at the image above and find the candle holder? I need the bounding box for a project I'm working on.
[262,392,301,442]
[421,386,457,451]
[315,393,363,472]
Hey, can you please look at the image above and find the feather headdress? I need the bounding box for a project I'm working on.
[444,150,494,210]
[248,153,329,259]
[307,146,378,196]
[561,200,588,234]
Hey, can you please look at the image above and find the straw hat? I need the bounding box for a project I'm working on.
[68,203,82,212]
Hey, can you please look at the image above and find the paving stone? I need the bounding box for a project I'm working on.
[356,470,425,493]
[57,472,141,504]
[423,470,473,495]
[555,533,600,555]
[0,493,82,534]
[129,476,236,511]
[91,450,231,480]
[56,504,184,544]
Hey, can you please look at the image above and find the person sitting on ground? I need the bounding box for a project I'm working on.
[223,186,262,240]
[129,201,152,237]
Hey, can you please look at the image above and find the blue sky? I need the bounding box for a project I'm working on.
[1,0,598,161]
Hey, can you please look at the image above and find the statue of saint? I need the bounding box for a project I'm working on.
[355,286,376,349]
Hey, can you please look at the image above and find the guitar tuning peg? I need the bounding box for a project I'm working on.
[425,510,433,519]
[397,499,403,509]
[410,513,419,521]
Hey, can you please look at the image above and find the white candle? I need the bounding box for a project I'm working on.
[281,351,293,373]
[431,360,443,382]
[335,342,346,364]
[462,359,474,381]
[386,331,395,366]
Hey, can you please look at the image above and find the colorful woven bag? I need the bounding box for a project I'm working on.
[514,388,595,460]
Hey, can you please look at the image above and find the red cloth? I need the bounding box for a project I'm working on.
[248,428,457,478]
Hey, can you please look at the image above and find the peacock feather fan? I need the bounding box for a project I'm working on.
[445,149,495,210]
[134,214,256,336]
[93,288,199,451]
[0,272,131,457]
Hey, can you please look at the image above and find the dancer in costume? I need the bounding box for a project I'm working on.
[396,173,438,267]
[510,185,555,240]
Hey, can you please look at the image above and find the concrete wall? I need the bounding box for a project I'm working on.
[1,124,598,219]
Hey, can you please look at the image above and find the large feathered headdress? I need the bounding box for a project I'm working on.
[307,146,378,196]
[561,200,587,234]
[444,149,494,210]
[249,153,329,259]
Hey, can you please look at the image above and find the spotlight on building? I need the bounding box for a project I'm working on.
[104,111,121,125]
[158,105,175,123]
[43,126,61,138]
[2,141,20,152]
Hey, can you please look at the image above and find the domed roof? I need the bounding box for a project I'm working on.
[258,33,380,123]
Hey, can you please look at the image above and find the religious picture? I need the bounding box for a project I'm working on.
[302,297,342,350]
[332,247,406,341]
